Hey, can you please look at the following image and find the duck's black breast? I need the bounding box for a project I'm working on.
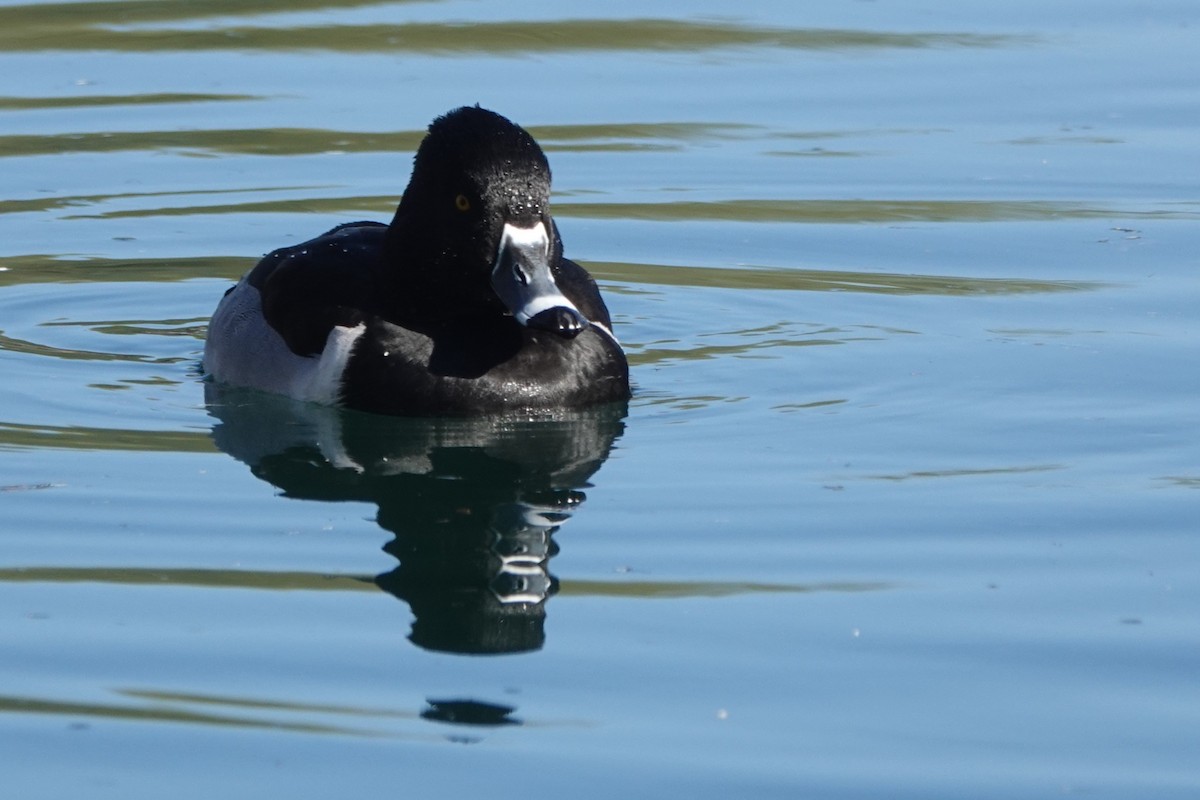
[341,312,630,416]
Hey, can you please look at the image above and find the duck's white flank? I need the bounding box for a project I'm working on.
[203,280,365,406]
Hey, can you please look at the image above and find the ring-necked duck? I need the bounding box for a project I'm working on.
[204,105,630,416]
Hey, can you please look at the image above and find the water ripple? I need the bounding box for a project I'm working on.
[0,9,1027,54]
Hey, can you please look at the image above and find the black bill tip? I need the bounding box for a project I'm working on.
[527,307,589,339]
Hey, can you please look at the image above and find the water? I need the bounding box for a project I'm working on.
[3,1,1198,797]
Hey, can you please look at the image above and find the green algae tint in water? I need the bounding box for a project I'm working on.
[2,1,1199,798]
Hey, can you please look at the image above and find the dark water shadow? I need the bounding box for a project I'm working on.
[205,383,626,655]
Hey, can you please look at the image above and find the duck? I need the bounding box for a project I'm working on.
[203,105,630,416]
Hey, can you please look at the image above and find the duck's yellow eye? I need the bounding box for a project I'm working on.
[454,194,471,212]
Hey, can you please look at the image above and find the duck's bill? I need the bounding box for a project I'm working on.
[492,221,589,339]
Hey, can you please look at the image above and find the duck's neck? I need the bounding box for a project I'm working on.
[380,212,506,331]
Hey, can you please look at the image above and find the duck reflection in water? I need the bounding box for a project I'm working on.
[205,383,626,655]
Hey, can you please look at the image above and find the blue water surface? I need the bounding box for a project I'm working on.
[1,1,1198,797]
